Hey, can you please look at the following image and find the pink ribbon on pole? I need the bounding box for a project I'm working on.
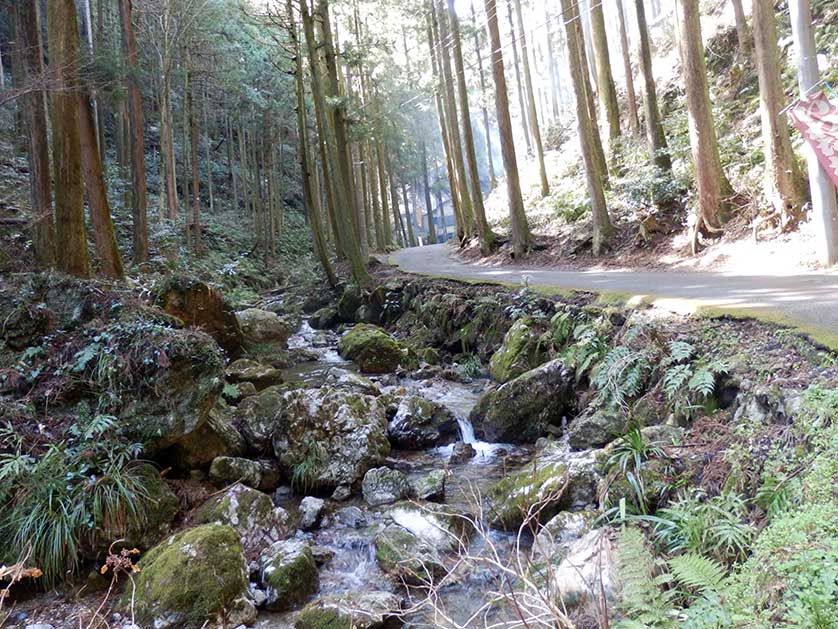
[788,91,838,188]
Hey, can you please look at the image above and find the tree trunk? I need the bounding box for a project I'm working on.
[433,0,475,239]
[635,0,672,172]
[421,141,438,244]
[289,0,336,285]
[445,0,496,252]
[731,0,751,59]
[119,0,148,263]
[47,0,89,277]
[471,1,497,189]
[575,17,609,185]
[79,92,124,279]
[506,0,531,155]
[375,140,393,247]
[678,0,733,252]
[513,0,549,196]
[616,0,640,135]
[160,77,178,219]
[484,0,530,257]
[561,0,613,256]
[590,0,622,157]
[402,184,417,247]
[186,48,201,254]
[789,0,838,266]
[544,4,561,121]
[751,0,808,228]
[367,141,384,250]
[15,0,55,269]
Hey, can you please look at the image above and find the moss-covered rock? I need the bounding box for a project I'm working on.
[295,591,403,629]
[125,524,255,629]
[412,469,446,501]
[209,456,262,488]
[309,305,339,329]
[485,461,569,530]
[273,387,390,488]
[234,383,294,453]
[567,410,628,450]
[337,324,405,374]
[362,467,410,506]
[471,359,575,443]
[192,483,290,556]
[236,308,292,348]
[374,523,446,585]
[155,276,243,355]
[258,539,319,611]
[161,402,245,469]
[488,316,548,383]
[387,395,458,449]
[225,358,284,389]
[336,284,363,323]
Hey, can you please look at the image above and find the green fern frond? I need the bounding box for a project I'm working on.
[667,553,726,594]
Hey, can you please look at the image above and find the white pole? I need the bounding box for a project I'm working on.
[789,0,838,266]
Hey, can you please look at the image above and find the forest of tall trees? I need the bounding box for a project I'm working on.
[1,0,835,283]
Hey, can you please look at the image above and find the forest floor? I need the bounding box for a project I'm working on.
[388,243,838,350]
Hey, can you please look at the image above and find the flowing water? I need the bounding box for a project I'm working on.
[257,321,537,628]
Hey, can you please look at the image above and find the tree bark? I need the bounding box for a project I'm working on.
[574,15,609,185]
[751,0,808,228]
[445,0,496,252]
[590,0,622,156]
[484,0,530,257]
[186,47,201,253]
[15,0,55,269]
[561,0,613,255]
[471,1,498,189]
[513,0,549,196]
[506,0,531,155]
[47,0,89,277]
[616,0,640,135]
[677,0,733,252]
[731,0,751,59]
[635,0,672,172]
[421,141,438,244]
[119,0,149,263]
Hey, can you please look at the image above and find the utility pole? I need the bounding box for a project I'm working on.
[789,0,838,265]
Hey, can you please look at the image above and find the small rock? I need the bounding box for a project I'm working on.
[412,469,446,501]
[225,358,284,389]
[257,459,282,491]
[274,485,294,503]
[236,308,292,347]
[258,539,319,611]
[299,496,326,531]
[209,456,262,488]
[296,591,402,629]
[25,625,54,629]
[362,467,410,506]
[335,506,367,528]
[331,485,351,501]
[449,442,476,464]
[249,585,268,608]
[310,545,335,564]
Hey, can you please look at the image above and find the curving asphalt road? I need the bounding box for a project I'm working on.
[389,244,838,348]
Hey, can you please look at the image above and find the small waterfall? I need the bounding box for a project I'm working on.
[457,416,476,443]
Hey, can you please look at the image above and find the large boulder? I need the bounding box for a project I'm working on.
[236,308,292,349]
[126,524,256,629]
[192,483,290,556]
[159,403,245,469]
[209,456,262,488]
[387,396,459,449]
[101,474,179,554]
[155,276,243,355]
[234,384,293,453]
[532,511,594,562]
[273,387,390,489]
[309,305,338,329]
[485,461,569,530]
[337,324,405,374]
[225,358,284,390]
[295,591,403,629]
[488,317,548,383]
[336,284,363,323]
[548,530,617,610]
[412,469,446,501]
[567,410,628,450]
[362,467,410,506]
[471,359,575,443]
[257,539,319,611]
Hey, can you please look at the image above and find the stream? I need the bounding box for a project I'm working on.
[257,320,537,628]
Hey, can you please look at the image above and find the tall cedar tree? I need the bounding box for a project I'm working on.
[589,0,622,158]
[616,0,640,135]
[484,0,530,257]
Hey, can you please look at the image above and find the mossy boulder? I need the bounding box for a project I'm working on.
[567,410,628,450]
[126,524,256,629]
[225,358,284,389]
[336,284,363,323]
[471,359,575,443]
[337,324,405,374]
[412,469,446,501]
[160,402,245,469]
[155,276,243,355]
[192,483,290,556]
[236,308,293,348]
[362,467,410,506]
[273,387,390,488]
[295,591,403,629]
[387,395,458,449]
[209,456,262,488]
[309,305,339,329]
[488,316,548,383]
[234,384,295,453]
[485,461,569,530]
[258,539,319,611]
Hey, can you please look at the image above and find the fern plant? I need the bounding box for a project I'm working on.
[559,320,609,381]
[615,526,676,628]
[592,346,656,410]
[661,341,729,419]
[667,553,726,596]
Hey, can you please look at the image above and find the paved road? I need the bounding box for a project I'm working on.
[389,244,838,347]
